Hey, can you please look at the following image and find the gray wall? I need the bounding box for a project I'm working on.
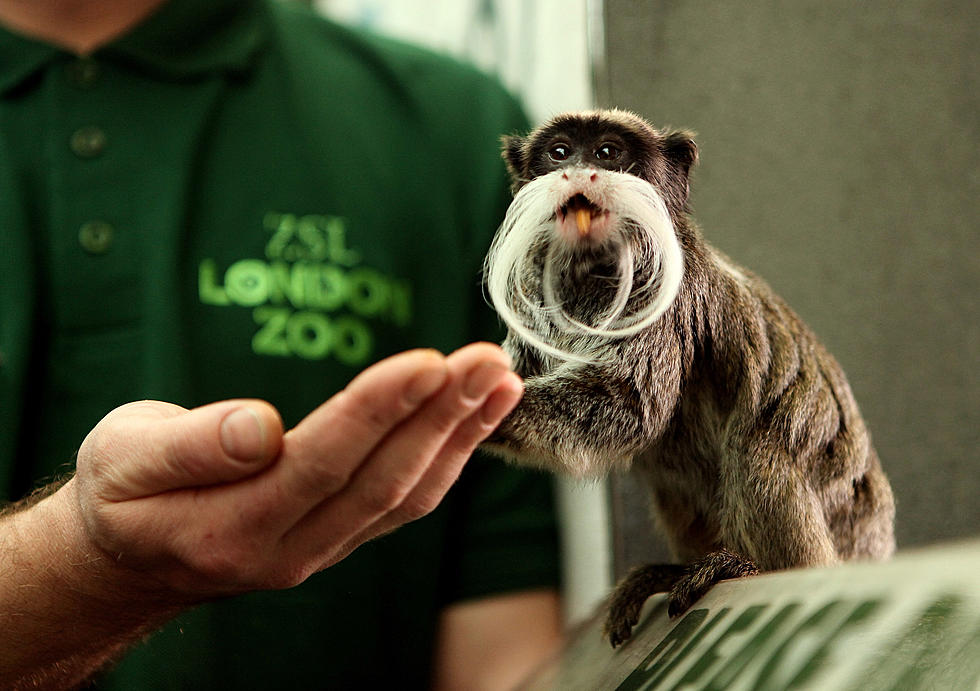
[601,0,979,575]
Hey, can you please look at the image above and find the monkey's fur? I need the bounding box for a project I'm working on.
[482,110,895,647]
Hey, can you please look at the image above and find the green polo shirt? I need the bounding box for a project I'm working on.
[0,1,559,687]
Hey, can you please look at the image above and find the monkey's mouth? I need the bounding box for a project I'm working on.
[558,193,607,238]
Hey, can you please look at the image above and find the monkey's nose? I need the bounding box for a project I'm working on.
[590,172,597,181]
[562,172,568,180]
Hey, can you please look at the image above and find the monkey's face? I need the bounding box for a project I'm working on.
[502,109,698,216]
[486,110,696,363]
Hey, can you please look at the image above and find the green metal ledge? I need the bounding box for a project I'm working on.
[524,539,980,690]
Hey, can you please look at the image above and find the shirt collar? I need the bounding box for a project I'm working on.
[0,29,58,95]
[0,0,269,95]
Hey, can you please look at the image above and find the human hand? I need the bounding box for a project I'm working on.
[66,342,523,601]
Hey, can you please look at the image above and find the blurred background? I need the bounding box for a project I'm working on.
[314,0,979,625]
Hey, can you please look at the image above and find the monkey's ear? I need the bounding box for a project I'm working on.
[501,134,528,191]
[662,131,699,205]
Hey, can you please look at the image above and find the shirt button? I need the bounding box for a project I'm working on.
[79,221,115,255]
[65,58,100,88]
[70,126,107,158]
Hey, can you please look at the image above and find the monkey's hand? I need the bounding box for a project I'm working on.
[604,563,687,648]
[666,549,759,618]
[603,550,759,648]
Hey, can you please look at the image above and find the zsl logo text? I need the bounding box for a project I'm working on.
[198,213,412,365]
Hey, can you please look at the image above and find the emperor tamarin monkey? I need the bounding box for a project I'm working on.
[481,110,895,647]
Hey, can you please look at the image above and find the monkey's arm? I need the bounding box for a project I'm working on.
[483,370,638,475]
[484,355,680,477]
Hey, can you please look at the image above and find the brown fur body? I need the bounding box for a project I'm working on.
[482,110,895,646]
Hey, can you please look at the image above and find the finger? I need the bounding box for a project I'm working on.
[83,399,283,502]
[278,345,517,565]
[394,373,524,518]
[338,371,524,555]
[342,361,516,517]
[270,348,450,515]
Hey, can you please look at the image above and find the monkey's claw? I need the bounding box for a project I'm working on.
[604,610,637,649]
[603,588,651,648]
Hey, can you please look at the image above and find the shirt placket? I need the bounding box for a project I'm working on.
[45,53,142,331]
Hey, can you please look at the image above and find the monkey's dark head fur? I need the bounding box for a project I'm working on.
[483,110,895,613]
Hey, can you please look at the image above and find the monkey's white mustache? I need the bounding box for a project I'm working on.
[485,168,684,364]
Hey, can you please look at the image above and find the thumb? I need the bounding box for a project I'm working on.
[82,399,284,502]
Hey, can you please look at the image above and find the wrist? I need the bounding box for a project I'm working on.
[0,479,187,688]
[33,477,189,613]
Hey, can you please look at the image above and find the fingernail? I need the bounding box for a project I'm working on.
[480,374,524,424]
[220,407,266,461]
[404,362,449,405]
[463,362,511,401]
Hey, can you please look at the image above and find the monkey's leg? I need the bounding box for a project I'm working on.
[603,563,687,648]
[666,549,759,618]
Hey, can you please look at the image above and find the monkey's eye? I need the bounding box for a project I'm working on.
[548,144,571,162]
[595,143,621,161]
